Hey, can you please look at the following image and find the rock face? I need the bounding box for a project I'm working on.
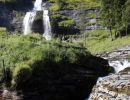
[0,1,103,34]
[59,9,102,33]
[96,45,130,60]
[14,56,111,100]
[89,68,130,100]
[0,1,33,33]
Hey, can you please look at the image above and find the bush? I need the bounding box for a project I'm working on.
[12,63,32,87]
[0,34,90,88]
[58,19,75,28]
[0,27,7,36]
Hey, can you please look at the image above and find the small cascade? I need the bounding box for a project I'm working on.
[23,0,42,35]
[23,0,52,40]
[109,60,130,73]
[87,59,130,100]
[33,0,42,11]
[43,10,52,40]
[23,12,36,35]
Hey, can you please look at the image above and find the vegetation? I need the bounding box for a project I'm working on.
[64,29,130,54]
[84,32,130,54]
[49,0,101,10]
[49,0,101,34]
[2,1,130,99]
[0,32,90,88]
[101,0,130,40]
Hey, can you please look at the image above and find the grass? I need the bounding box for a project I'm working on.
[49,0,101,11]
[0,32,90,87]
[84,36,130,54]
[82,30,130,54]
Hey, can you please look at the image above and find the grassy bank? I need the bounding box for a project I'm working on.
[0,32,90,87]
[82,30,130,54]
[85,36,130,54]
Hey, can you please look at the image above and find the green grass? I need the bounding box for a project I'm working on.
[82,30,130,54]
[49,0,101,11]
[0,33,90,87]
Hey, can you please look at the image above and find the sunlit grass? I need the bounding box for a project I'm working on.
[84,35,130,54]
[0,33,90,87]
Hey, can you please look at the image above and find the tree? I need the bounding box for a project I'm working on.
[101,0,127,40]
[101,0,115,40]
[122,0,130,35]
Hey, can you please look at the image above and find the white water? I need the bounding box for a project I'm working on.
[43,10,52,40]
[23,0,42,35]
[109,60,130,73]
[23,12,36,35]
[23,0,52,40]
[33,0,42,11]
[87,59,130,100]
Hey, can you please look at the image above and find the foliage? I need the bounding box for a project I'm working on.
[101,0,128,39]
[58,19,75,28]
[0,34,90,87]
[82,30,130,54]
[12,63,32,87]
[49,0,101,10]
[50,13,77,34]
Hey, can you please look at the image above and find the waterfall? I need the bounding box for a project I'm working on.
[23,0,42,35]
[33,0,42,11]
[23,12,36,35]
[109,60,130,73]
[87,60,130,100]
[43,10,52,40]
[23,0,52,40]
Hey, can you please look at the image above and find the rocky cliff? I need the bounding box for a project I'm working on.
[17,56,111,100]
[0,0,102,35]
[89,68,130,100]
[0,0,33,32]
[0,55,112,100]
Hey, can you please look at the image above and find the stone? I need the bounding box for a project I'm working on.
[89,69,130,100]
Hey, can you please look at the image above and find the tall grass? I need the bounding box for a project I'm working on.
[0,33,90,87]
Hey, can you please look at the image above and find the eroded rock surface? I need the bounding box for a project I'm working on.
[89,68,130,100]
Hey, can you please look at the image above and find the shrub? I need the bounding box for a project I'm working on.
[12,63,32,87]
[0,27,7,36]
[58,19,75,28]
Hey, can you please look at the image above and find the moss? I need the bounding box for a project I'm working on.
[86,13,97,18]
[49,3,60,12]
[58,19,75,28]
[34,11,43,21]
[50,12,77,34]
[0,27,6,36]
[12,63,32,87]
[49,0,101,10]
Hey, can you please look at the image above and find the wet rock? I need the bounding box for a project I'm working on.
[2,88,21,100]
[96,45,130,60]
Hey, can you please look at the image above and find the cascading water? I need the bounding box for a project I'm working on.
[43,10,52,40]
[23,12,36,35]
[23,0,42,35]
[87,59,130,100]
[109,60,130,73]
[23,0,52,40]
[33,0,42,11]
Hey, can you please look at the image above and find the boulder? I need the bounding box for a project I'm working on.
[89,68,130,100]
[17,56,111,100]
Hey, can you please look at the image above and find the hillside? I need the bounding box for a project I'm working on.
[0,0,130,100]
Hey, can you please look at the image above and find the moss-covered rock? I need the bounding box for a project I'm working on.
[12,63,32,87]
[0,34,111,100]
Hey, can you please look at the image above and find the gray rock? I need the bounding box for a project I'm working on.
[89,69,130,100]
